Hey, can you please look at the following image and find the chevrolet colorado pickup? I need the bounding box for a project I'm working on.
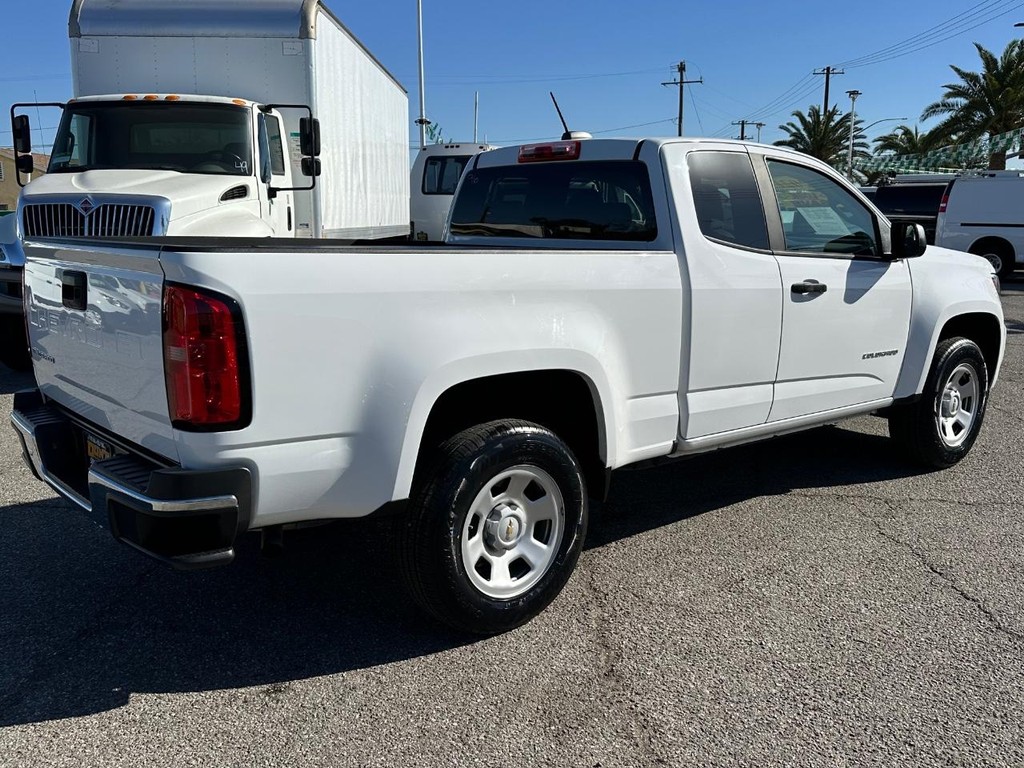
[11,137,1006,634]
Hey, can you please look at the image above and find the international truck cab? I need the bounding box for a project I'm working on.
[13,95,321,239]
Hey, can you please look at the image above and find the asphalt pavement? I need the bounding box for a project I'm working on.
[1,282,1022,767]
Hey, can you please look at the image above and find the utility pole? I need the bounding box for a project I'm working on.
[661,61,703,137]
[846,89,861,179]
[732,120,766,142]
[814,66,845,113]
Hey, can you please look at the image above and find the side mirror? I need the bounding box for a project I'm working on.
[890,220,927,259]
[12,115,31,153]
[299,117,321,157]
[15,155,35,175]
[301,157,321,177]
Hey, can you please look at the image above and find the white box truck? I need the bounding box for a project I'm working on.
[9,0,409,241]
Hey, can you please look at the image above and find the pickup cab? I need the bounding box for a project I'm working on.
[10,138,1006,635]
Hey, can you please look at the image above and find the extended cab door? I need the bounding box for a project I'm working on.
[755,152,912,421]
[665,144,783,439]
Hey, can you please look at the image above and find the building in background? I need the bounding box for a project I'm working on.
[0,149,49,213]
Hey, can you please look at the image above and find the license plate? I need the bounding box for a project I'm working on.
[85,433,117,462]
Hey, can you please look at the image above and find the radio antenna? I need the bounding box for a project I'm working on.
[549,92,571,139]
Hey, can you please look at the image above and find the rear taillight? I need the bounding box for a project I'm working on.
[938,192,949,214]
[163,284,249,430]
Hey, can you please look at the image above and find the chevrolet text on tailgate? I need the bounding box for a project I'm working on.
[11,137,1006,635]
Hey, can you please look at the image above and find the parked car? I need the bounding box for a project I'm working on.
[870,174,954,246]
[935,171,1024,278]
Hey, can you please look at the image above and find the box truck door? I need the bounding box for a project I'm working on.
[260,113,295,236]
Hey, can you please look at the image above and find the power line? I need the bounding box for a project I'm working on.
[403,66,665,86]
[687,83,705,135]
[489,117,676,144]
[742,73,817,122]
[836,0,1024,69]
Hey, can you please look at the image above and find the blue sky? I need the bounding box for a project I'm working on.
[2,0,1023,155]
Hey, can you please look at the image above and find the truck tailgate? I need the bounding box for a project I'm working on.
[24,240,178,462]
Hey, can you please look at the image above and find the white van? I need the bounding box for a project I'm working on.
[410,143,495,241]
[935,171,1024,278]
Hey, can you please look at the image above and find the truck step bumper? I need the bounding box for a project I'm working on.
[11,389,251,570]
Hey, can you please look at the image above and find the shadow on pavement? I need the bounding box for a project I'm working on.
[0,422,922,726]
[0,366,34,396]
[590,423,920,548]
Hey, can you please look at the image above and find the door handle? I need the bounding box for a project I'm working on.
[61,270,87,310]
[791,280,827,295]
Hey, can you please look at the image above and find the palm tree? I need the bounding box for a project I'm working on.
[872,124,943,156]
[774,105,869,171]
[921,40,1024,170]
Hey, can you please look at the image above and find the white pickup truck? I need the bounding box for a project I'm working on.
[11,137,1006,635]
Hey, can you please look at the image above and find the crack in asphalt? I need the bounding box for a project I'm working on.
[579,557,669,766]
[786,490,1024,646]
[988,403,1024,428]
[785,489,1019,512]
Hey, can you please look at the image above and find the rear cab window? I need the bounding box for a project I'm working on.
[687,151,769,250]
[449,160,658,241]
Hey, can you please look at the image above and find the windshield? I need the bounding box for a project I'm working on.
[48,102,254,176]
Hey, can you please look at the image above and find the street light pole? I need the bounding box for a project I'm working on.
[415,0,429,150]
[846,89,861,179]
[862,117,907,133]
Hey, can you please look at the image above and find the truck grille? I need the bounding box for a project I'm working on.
[23,204,156,238]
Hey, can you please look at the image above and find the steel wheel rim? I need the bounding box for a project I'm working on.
[983,253,1003,272]
[460,464,565,600]
[935,362,979,448]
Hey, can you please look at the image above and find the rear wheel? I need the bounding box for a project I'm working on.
[888,337,989,468]
[0,315,31,371]
[969,241,1015,279]
[397,419,588,635]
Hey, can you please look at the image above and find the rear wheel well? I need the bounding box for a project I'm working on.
[415,371,608,499]
[938,313,1002,383]
[968,236,1014,260]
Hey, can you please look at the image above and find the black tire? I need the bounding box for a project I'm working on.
[397,419,588,635]
[888,337,989,468]
[0,314,31,371]
[969,241,1015,280]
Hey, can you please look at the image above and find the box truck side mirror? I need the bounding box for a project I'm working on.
[15,156,35,176]
[301,157,322,177]
[10,101,65,186]
[299,117,321,157]
[12,115,32,153]
[262,104,319,194]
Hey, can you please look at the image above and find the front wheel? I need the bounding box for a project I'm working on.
[888,337,989,468]
[397,420,588,635]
